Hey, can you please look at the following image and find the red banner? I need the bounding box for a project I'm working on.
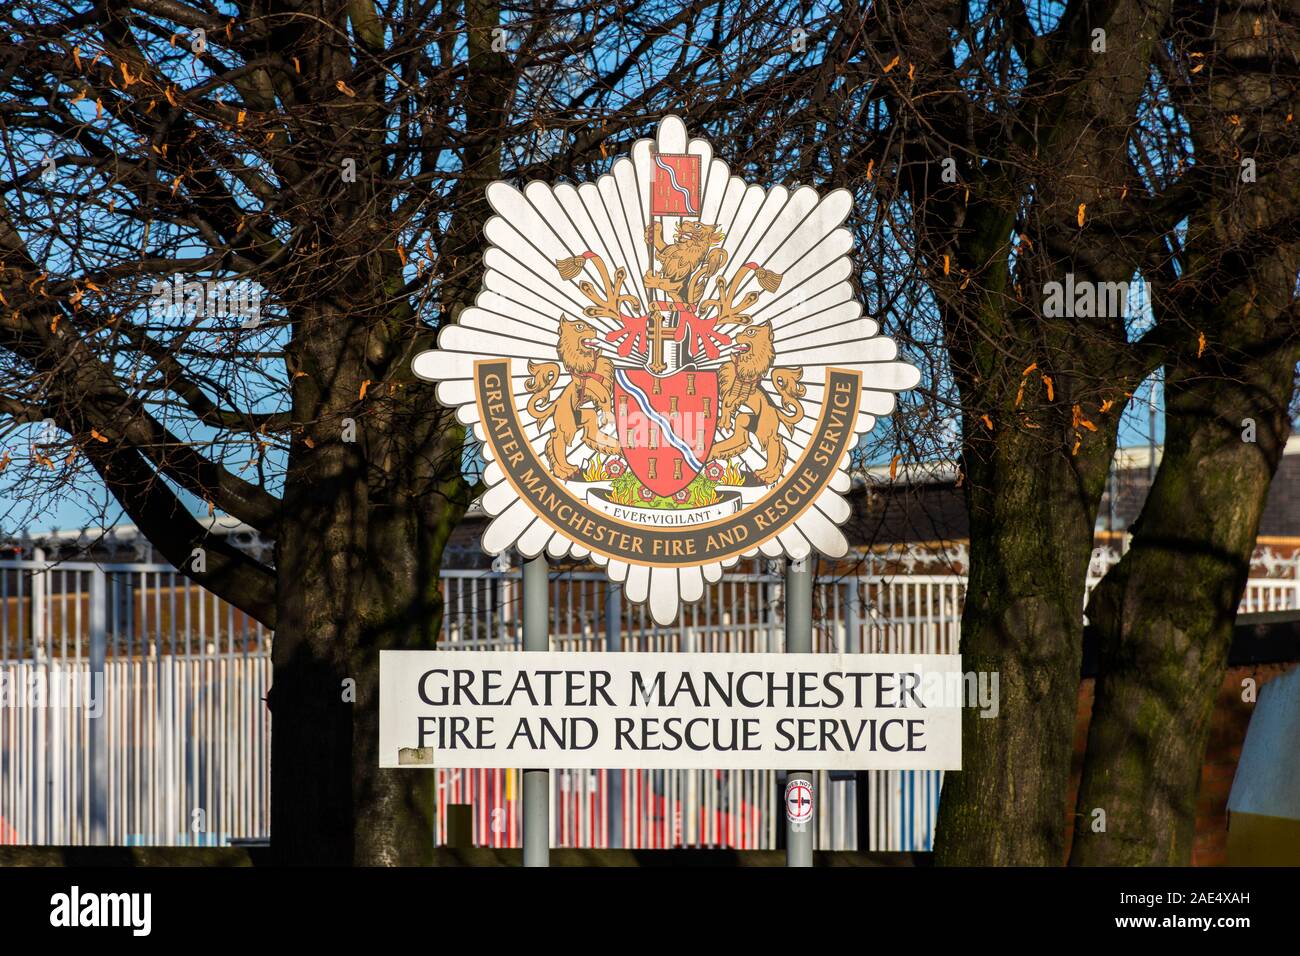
[650,153,701,217]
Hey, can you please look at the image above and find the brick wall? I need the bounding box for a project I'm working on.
[1066,663,1297,865]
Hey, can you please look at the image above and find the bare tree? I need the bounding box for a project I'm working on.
[810,0,1296,865]
[1073,0,1300,865]
[0,0,842,863]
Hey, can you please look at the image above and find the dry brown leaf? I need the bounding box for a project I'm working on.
[1072,405,1097,432]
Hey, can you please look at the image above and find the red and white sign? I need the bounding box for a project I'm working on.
[785,778,814,825]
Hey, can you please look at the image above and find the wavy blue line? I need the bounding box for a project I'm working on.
[616,369,704,472]
[654,156,698,214]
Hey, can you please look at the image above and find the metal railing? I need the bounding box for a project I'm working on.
[1,556,269,847]
[3,548,1297,851]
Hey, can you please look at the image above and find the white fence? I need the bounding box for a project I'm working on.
[2,548,1296,852]
[0,559,270,847]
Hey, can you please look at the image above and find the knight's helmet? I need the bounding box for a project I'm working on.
[660,311,691,373]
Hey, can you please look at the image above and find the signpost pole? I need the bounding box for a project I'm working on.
[605,582,624,849]
[522,554,550,867]
[785,557,814,867]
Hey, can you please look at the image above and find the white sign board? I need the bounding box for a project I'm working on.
[379,651,962,771]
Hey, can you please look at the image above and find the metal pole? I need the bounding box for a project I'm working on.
[604,582,623,849]
[89,564,108,845]
[1108,463,1118,536]
[1148,379,1159,484]
[522,554,550,867]
[845,572,869,849]
[785,557,814,867]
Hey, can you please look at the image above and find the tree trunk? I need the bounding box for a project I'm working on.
[879,0,1172,864]
[1069,0,1300,866]
[269,295,468,865]
[1071,331,1298,865]
[934,417,1114,865]
[264,0,504,864]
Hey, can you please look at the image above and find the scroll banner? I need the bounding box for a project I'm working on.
[379,650,963,771]
[586,488,743,526]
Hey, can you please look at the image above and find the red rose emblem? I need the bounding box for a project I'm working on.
[605,459,624,477]
[673,489,690,503]
[704,462,725,481]
[638,485,655,502]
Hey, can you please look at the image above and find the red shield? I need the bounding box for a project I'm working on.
[614,369,717,498]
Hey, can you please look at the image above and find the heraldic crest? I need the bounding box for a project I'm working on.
[413,116,920,624]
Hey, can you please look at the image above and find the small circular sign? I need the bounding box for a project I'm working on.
[784,777,814,825]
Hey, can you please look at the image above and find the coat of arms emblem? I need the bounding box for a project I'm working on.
[414,116,919,623]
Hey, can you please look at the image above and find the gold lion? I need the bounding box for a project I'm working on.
[710,324,806,485]
[644,220,730,309]
[525,318,621,481]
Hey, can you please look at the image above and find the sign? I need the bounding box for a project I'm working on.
[379,651,962,771]
[412,115,921,624]
[785,778,814,826]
